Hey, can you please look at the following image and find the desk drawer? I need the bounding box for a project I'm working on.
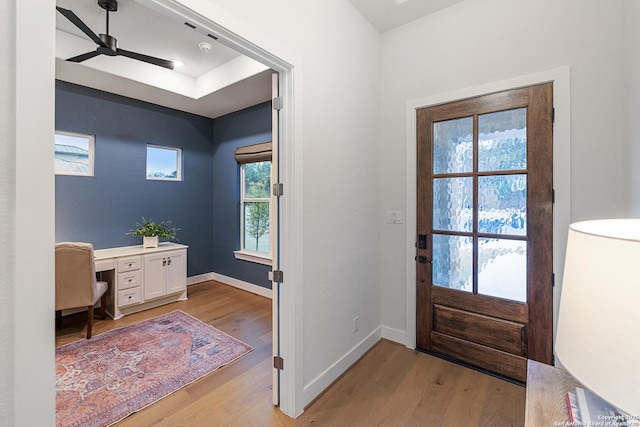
[118,287,141,307]
[118,256,141,272]
[118,270,142,291]
[95,259,115,272]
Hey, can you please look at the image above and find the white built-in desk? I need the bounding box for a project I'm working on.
[94,242,188,319]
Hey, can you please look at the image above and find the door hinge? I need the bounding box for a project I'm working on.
[552,272,555,287]
[273,96,283,111]
[552,107,555,123]
[271,270,284,283]
[274,356,284,370]
[273,182,284,197]
[552,189,555,204]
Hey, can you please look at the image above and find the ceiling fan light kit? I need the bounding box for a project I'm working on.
[57,0,175,70]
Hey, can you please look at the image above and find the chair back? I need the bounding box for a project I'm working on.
[55,242,99,311]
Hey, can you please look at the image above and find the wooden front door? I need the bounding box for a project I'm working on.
[416,83,554,382]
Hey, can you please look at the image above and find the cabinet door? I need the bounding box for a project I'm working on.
[165,250,186,295]
[144,253,166,300]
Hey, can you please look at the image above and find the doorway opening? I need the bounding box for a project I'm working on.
[53,0,297,417]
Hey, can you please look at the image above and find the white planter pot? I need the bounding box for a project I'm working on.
[143,236,159,248]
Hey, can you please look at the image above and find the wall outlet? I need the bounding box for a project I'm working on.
[386,211,403,224]
[353,316,359,333]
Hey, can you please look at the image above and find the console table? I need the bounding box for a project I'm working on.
[94,242,188,319]
[525,359,583,426]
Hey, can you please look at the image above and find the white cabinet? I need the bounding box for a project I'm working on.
[94,243,188,319]
[144,249,186,301]
[116,256,143,307]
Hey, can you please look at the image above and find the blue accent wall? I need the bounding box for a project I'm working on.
[212,102,272,288]
[55,81,214,277]
[55,81,272,288]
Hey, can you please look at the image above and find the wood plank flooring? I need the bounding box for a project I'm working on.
[55,280,525,426]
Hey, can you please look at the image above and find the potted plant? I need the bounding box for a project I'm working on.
[128,217,179,248]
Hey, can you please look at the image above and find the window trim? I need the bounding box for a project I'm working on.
[146,144,183,181]
[238,160,272,263]
[54,131,95,177]
[233,249,273,266]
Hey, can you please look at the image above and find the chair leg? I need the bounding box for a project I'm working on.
[56,310,62,329]
[99,293,107,320]
[87,305,94,339]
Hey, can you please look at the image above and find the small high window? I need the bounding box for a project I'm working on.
[55,131,95,176]
[147,144,182,181]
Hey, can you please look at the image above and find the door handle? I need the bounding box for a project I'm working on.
[416,256,431,264]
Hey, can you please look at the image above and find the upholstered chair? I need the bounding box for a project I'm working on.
[55,242,108,339]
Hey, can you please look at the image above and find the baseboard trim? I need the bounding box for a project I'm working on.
[302,326,382,407]
[187,272,272,299]
[381,325,406,345]
[187,272,216,286]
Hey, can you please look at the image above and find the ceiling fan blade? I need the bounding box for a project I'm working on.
[67,51,102,63]
[56,6,107,48]
[117,49,175,70]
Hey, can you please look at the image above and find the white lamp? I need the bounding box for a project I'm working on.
[556,219,640,416]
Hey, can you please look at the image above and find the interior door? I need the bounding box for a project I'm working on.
[271,72,281,405]
[416,83,553,382]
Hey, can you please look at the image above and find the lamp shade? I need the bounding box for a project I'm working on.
[556,219,640,416]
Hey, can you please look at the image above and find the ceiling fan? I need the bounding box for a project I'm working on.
[56,0,174,70]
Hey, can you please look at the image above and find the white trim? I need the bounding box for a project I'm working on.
[211,272,273,299]
[381,325,406,345]
[301,326,382,407]
[16,0,57,423]
[186,272,216,286]
[187,272,273,299]
[405,67,571,352]
[233,250,273,266]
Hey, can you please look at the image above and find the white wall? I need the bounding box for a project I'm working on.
[622,0,640,215]
[379,0,629,340]
[0,0,15,424]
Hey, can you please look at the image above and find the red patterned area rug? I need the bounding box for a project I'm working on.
[55,310,253,427]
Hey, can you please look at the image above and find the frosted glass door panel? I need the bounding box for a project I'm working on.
[478,108,527,172]
[433,117,473,174]
[478,238,527,302]
[433,234,472,293]
[478,175,527,235]
[433,177,473,232]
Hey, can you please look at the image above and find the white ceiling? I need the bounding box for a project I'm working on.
[55,0,273,119]
[55,0,464,118]
[348,0,465,33]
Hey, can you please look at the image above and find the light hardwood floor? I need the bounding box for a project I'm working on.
[55,281,525,426]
